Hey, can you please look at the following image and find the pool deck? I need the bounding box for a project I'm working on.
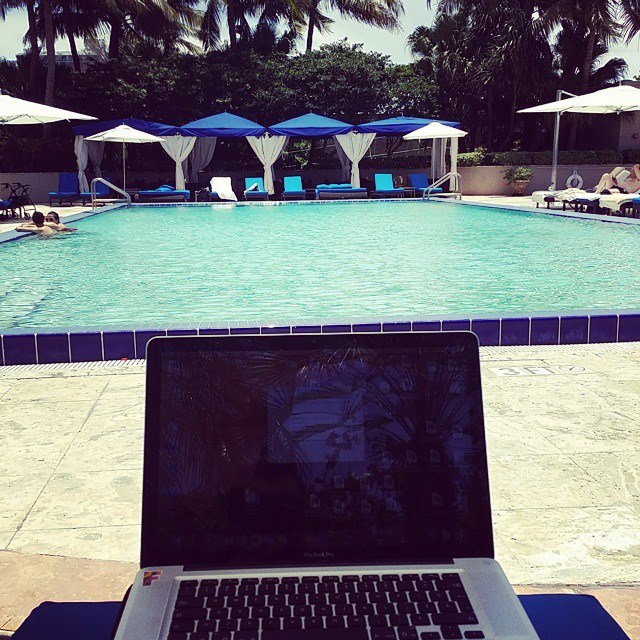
[0,343,639,637]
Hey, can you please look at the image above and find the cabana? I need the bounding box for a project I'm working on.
[73,118,191,192]
[180,112,267,189]
[356,116,462,184]
[267,112,365,189]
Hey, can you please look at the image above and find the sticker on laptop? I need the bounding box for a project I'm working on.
[142,570,162,586]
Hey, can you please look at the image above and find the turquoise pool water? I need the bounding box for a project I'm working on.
[1,201,640,331]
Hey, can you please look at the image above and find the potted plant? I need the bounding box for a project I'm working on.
[503,166,533,196]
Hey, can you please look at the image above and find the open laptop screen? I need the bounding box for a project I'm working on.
[142,333,493,569]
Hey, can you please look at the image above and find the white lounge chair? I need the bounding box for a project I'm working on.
[531,166,626,208]
[209,177,237,202]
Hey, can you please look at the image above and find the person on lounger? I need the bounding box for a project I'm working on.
[16,210,56,236]
[45,211,76,232]
[595,165,640,194]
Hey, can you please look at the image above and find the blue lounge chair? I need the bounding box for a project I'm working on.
[244,177,269,201]
[138,185,190,202]
[372,173,404,198]
[282,176,306,200]
[80,180,111,204]
[408,173,443,195]
[315,183,368,200]
[49,173,82,206]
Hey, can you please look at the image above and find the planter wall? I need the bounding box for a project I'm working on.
[0,165,616,203]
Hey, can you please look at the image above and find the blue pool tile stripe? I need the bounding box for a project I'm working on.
[261,326,291,334]
[530,317,560,345]
[442,319,471,332]
[292,325,322,333]
[322,324,352,333]
[619,314,640,341]
[103,331,136,360]
[560,316,589,344]
[198,327,230,335]
[37,333,71,364]
[383,322,411,332]
[70,332,104,362]
[353,323,382,332]
[588,314,618,343]
[500,317,531,346]
[3,334,37,365]
[471,319,500,346]
[134,330,167,359]
[4,310,640,364]
[412,321,441,332]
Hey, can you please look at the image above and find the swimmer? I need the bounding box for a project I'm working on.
[45,211,76,232]
[16,210,56,236]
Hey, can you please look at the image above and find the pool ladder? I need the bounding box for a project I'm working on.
[90,178,131,207]
[421,172,462,200]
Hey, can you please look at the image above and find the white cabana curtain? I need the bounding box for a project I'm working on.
[74,135,90,192]
[333,138,351,182]
[431,138,447,181]
[450,138,459,190]
[87,140,105,177]
[333,132,376,187]
[247,134,288,194]
[161,135,196,190]
[188,137,217,182]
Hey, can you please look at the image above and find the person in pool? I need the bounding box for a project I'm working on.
[16,210,56,236]
[45,211,76,232]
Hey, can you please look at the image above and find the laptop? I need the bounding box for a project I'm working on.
[115,332,539,640]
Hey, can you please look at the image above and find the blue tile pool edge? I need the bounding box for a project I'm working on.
[3,311,640,365]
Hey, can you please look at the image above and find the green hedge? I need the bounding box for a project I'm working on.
[458,148,631,167]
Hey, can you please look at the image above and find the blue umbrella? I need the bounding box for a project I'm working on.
[181,112,266,137]
[268,112,354,137]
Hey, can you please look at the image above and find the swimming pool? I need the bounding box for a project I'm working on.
[1,200,640,333]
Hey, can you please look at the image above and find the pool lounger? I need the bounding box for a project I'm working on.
[282,176,306,200]
[371,173,404,198]
[49,172,84,206]
[138,185,190,202]
[315,184,368,200]
[244,177,269,201]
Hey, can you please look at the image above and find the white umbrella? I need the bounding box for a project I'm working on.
[518,85,640,189]
[404,123,468,190]
[403,122,468,140]
[0,93,95,124]
[85,124,164,191]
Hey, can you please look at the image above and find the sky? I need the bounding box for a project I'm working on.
[1,0,640,74]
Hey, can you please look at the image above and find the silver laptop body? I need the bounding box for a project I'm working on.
[115,332,539,640]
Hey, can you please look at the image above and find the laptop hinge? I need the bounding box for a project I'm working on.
[182,560,455,572]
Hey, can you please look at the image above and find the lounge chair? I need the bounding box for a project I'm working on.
[371,173,404,198]
[408,173,443,196]
[244,177,269,201]
[282,176,306,200]
[49,173,83,206]
[597,191,640,215]
[138,185,190,202]
[209,177,237,202]
[315,183,368,200]
[532,166,626,208]
[80,180,111,205]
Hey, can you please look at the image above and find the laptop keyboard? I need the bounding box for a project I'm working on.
[167,573,485,640]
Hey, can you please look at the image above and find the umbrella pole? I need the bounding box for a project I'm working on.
[550,91,562,190]
[122,141,126,192]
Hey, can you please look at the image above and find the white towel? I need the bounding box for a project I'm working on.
[209,177,237,202]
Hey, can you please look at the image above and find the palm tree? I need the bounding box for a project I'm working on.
[41,0,55,107]
[201,0,305,51]
[305,0,403,52]
[99,0,201,59]
[1,0,41,98]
